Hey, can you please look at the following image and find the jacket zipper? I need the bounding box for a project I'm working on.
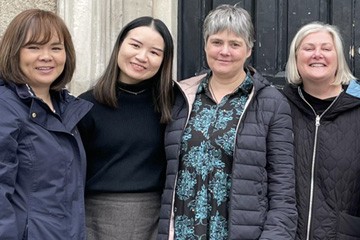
[22,220,28,240]
[166,81,195,240]
[297,87,342,240]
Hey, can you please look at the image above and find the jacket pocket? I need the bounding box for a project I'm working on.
[337,211,360,239]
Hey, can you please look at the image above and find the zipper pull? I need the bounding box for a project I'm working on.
[315,115,320,127]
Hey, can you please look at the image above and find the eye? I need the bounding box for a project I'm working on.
[26,45,39,50]
[150,50,160,56]
[130,43,140,48]
[211,40,221,46]
[52,47,63,51]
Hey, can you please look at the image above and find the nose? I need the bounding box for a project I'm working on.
[135,50,148,62]
[220,44,230,55]
[39,49,52,62]
[312,48,323,59]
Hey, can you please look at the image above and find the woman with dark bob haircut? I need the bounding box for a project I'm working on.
[0,9,92,240]
[77,16,174,239]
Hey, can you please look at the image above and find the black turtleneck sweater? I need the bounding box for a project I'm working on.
[77,80,166,193]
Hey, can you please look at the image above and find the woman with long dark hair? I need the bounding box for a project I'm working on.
[77,16,174,240]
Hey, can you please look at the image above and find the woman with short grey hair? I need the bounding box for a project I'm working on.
[158,4,297,240]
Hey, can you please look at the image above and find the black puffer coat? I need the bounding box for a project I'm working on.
[158,68,297,240]
[283,80,360,240]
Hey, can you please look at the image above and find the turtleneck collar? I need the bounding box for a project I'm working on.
[117,78,155,94]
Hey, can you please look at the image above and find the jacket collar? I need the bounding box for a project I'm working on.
[3,79,73,108]
[283,80,360,119]
[0,78,92,132]
[175,66,270,101]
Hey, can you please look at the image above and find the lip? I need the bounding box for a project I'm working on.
[35,66,55,73]
[309,63,326,67]
[130,62,146,70]
[217,59,231,63]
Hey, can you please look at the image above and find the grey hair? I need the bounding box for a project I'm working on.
[203,4,255,49]
[286,21,355,85]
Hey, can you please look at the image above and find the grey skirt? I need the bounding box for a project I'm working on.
[85,192,161,240]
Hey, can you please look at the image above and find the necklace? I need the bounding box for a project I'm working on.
[208,81,219,103]
[118,86,146,95]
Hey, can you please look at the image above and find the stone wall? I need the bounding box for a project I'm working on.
[0,0,57,38]
[0,0,178,96]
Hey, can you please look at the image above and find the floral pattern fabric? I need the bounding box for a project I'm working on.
[174,73,253,239]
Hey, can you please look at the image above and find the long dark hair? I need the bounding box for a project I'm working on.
[93,16,174,123]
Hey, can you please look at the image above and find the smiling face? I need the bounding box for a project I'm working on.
[205,29,251,80]
[296,30,338,85]
[117,26,165,84]
[19,32,66,94]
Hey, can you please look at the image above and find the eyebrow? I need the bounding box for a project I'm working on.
[51,42,64,45]
[209,37,243,43]
[24,41,64,46]
[129,37,164,52]
[302,42,333,46]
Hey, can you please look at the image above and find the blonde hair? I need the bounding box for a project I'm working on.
[286,21,355,85]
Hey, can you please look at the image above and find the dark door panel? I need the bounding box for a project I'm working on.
[355,0,360,77]
[178,0,358,85]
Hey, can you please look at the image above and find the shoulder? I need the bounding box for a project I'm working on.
[176,73,206,90]
[78,89,96,102]
[0,86,23,129]
[0,80,13,96]
[345,79,360,98]
[253,79,288,104]
[0,82,23,108]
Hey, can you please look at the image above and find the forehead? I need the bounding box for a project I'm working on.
[125,26,164,47]
[301,30,334,45]
[208,29,246,41]
[24,27,62,44]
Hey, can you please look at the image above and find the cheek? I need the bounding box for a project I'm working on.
[117,53,125,69]
[296,52,307,63]
[296,58,306,75]
[58,53,67,66]
[329,54,338,65]
[296,54,310,70]
[150,57,163,70]
[19,53,29,67]
[204,44,217,57]
[117,47,125,68]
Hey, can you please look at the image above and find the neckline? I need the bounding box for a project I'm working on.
[117,79,153,95]
[118,86,146,95]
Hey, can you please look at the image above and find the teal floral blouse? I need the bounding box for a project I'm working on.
[174,73,253,239]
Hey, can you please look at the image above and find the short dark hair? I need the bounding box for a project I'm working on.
[0,9,76,90]
[93,16,174,123]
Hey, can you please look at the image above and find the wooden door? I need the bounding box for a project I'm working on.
[178,0,360,86]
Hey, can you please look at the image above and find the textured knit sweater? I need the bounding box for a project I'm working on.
[77,80,166,193]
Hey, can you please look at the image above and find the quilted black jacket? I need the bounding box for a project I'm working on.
[157,68,297,240]
[283,80,360,240]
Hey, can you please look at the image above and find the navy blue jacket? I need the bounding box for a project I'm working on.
[158,68,297,239]
[0,79,92,240]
